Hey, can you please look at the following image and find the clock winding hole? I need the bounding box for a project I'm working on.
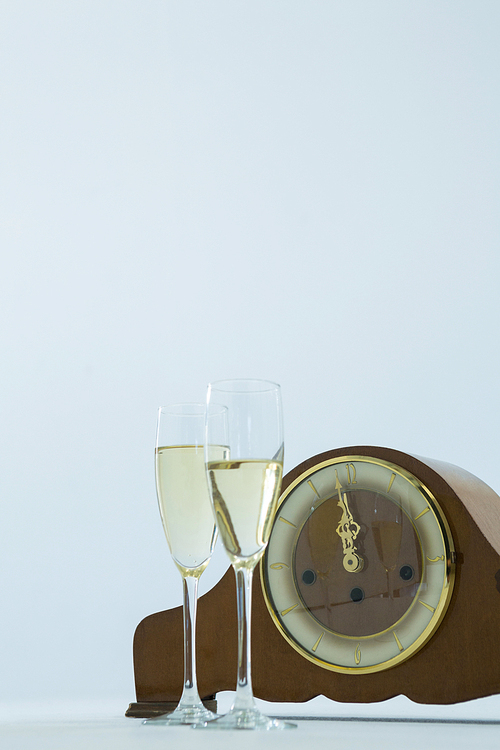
[350,587,365,603]
[302,569,317,585]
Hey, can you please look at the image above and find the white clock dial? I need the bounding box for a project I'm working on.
[261,456,455,674]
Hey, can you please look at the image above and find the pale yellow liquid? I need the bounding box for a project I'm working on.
[207,459,283,567]
[156,445,228,576]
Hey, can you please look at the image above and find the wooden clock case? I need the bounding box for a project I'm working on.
[127,446,500,718]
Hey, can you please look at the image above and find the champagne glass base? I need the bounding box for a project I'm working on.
[195,707,296,730]
[143,703,219,726]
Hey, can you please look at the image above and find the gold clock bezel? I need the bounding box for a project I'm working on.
[260,455,456,675]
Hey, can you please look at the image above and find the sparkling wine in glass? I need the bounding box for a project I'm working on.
[144,403,227,726]
[203,380,296,730]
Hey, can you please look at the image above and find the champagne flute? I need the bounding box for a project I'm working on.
[145,403,227,726]
[203,379,296,730]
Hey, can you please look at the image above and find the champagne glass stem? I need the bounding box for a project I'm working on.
[233,564,255,711]
[180,573,202,707]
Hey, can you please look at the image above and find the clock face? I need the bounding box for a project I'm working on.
[261,456,455,674]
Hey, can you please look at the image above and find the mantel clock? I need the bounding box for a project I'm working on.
[127,446,500,717]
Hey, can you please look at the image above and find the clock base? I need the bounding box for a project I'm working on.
[125,698,217,719]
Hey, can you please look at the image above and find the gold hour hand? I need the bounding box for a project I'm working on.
[335,478,364,573]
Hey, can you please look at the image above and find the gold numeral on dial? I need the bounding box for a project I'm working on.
[270,562,289,570]
[387,473,396,493]
[414,507,430,521]
[281,603,299,616]
[354,643,361,665]
[307,480,321,498]
[346,463,357,485]
[426,555,445,563]
[393,631,404,652]
[312,632,325,653]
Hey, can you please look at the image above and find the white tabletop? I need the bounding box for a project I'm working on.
[2,695,500,750]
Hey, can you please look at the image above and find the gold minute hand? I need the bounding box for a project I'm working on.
[335,476,364,573]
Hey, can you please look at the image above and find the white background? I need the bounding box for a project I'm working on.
[1,0,499,715]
